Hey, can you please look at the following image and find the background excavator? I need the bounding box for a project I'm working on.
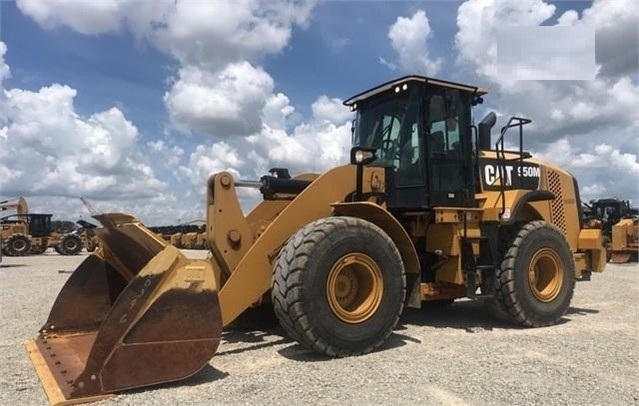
[27,76,606,405]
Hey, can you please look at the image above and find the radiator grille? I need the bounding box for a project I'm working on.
[547,170,566,232]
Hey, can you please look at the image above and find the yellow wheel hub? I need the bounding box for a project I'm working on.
[326,253,383,324]
[528,248,563,302]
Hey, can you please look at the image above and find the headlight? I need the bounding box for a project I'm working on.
[355,150,373,163]
[350,147,377,165]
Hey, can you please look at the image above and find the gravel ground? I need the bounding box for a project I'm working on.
[1,251,638,406]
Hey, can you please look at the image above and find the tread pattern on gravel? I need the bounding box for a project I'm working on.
[492,220,575,327]
[271,216,405,357]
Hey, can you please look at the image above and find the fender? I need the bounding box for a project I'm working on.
[330,201,420,275]
[501,190,555,225]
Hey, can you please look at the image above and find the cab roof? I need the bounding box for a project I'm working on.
[343,75,488,107]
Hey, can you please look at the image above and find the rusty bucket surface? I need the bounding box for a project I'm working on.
[26,214,223,405]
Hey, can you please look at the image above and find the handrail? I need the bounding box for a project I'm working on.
[494,117,532,219]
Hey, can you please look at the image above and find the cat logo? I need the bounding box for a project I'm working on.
[480,159,540,190]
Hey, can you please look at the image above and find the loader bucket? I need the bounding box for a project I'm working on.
[26,214,223,405]
[610,252,632,264]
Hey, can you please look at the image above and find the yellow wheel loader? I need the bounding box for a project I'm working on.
[180,232,199,249]
[76,220,100,253]
[27,76,606,405]
[585,198,638,263]
[1,197,86,256]
[610,218,638,263]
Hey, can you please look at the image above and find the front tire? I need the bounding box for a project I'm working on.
[492,221,575,327]
[7,234,31,256]
[59,234,82,255]
[272,217,406,357]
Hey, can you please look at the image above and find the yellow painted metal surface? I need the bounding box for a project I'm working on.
[331,201,420,274]
[325,253,383,324]
[432,208,483,224]
[573,253,588,277]
[26,341,114,406]
[612,218,634,251]
[217,165,362,326]
[206,173,254,278]
[578,229,603,250]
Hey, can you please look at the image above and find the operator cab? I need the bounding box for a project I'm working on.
[1,213,52,237]
[344,76,486,210]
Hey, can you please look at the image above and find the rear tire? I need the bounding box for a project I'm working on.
[7,234,31,256]
[59,234,82,255]
[492,221,575,327]
[272,217,406,357]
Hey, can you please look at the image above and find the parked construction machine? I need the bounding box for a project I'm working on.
[149,223,208,249]
[27,76,606,405]
[1,197,83,256]
[585,198,638,263]
[75,220,99,253]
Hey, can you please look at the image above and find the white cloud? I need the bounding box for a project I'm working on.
[0,42,10,84]
[16,0,126,35]
[455,0,639,202]
[11,1,328,223]
[147,140,184,169]
[16,0,321,144]
[535,138,639,202]
[0,83,165,201]
[176,94,353,211]
[262,93,295,130]
[454,0,639,145]
[456,0,638,84]
[311,95,353,124]
[455,0,556,82]
[164,61,274,136]
[383,10,442,76]
[152,0,314,70]
[560,0,639,77]
[17,0,316,71]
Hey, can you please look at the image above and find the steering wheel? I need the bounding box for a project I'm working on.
[381,137,395,152]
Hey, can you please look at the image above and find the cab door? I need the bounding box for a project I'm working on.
[382,88,428,209]
[425,89,475,207]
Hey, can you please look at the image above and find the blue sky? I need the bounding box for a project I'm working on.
[0,0,637,224]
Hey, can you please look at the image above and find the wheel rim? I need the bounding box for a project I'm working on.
[66,240,78,250]
[13,239,26,252]
[326,253,383,324]
[528,248,563,302]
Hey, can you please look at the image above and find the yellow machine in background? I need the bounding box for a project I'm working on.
[27,76,606,405]
[1,197,83,256]
[610,218,638,263]
[147,224,207,249]
[585,198,638,263]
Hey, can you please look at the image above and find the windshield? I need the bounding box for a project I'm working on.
[352,88,421,168]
